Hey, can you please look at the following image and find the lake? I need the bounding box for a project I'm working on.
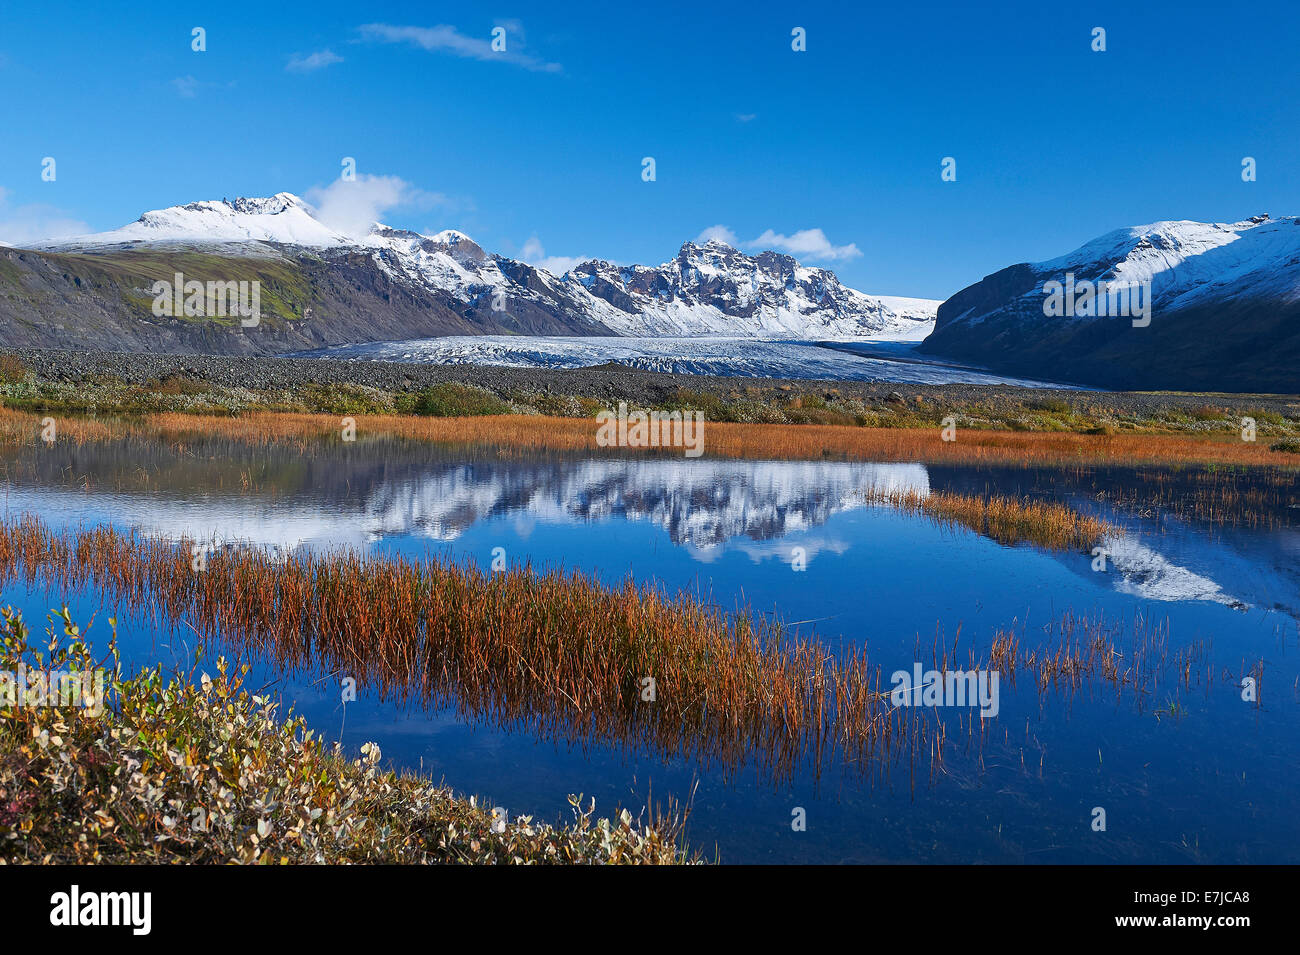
[1,435,1295,863]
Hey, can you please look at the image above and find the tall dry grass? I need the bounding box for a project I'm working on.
[0,514,861,783]
[990,609,1213,710]
[0,407,112,444]
[873,489,1113,551]
[0,516,1211,786]
[2,407,1296,467]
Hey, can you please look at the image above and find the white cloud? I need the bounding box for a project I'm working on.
[747,228,861,262]
[695,225,739,247]
[358,22,561,73]
[305,175,444,238]
[287,49,343,73]
[735,113,757,123]
[0,187,91,246]
[358,22,561,72]
[697,226,861,262]
[520,236,589,276]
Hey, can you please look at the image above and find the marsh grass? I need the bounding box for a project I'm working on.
[989,610,1212,709]
[0,516,1213,789]
[3,407,1298,468]
[0,515,855,784]
[873,489,1113,551]
[1097,466,1298,528]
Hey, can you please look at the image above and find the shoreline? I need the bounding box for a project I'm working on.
[0,348,1297,449]
[2,408,1298,469]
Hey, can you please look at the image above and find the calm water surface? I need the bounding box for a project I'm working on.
[2,438,1295,863]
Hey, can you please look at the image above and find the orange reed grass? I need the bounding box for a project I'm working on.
[874,489,1113,550]
[3,407,1297,468]
[0,516,1209,786]
[0,514,876,783]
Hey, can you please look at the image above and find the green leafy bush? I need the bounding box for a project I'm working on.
[406,383,512,417]
[0,607,693,864]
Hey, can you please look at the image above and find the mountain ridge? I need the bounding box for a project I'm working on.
[8,197,1297,392]
[4,193,935,355]
[920,215,1300,392]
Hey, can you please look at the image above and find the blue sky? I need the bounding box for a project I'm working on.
[1,0,1297,299]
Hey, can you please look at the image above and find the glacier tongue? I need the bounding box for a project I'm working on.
[291,335,1071,387]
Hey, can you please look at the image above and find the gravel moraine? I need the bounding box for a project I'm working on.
[2,347,1297,416]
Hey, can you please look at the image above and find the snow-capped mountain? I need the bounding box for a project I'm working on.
[79,193,352,247]
[567,240,937,338]
[920,215,1300,391]
[39,193,937,343]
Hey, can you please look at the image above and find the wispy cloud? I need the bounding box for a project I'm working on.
[696,224,861,262]
[358,22,561,73]
[287,49,343,73]
[520,236,590,276]
[171,75,200,98]
[735,113,757,123]
[0,186,91,246]
[305,175,445,238]
[170,75,235,98]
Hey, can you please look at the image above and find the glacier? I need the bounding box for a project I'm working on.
[290,334,1075,386]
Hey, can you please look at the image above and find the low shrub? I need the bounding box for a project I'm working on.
[0,606,694,864]
[407,383,512,417]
